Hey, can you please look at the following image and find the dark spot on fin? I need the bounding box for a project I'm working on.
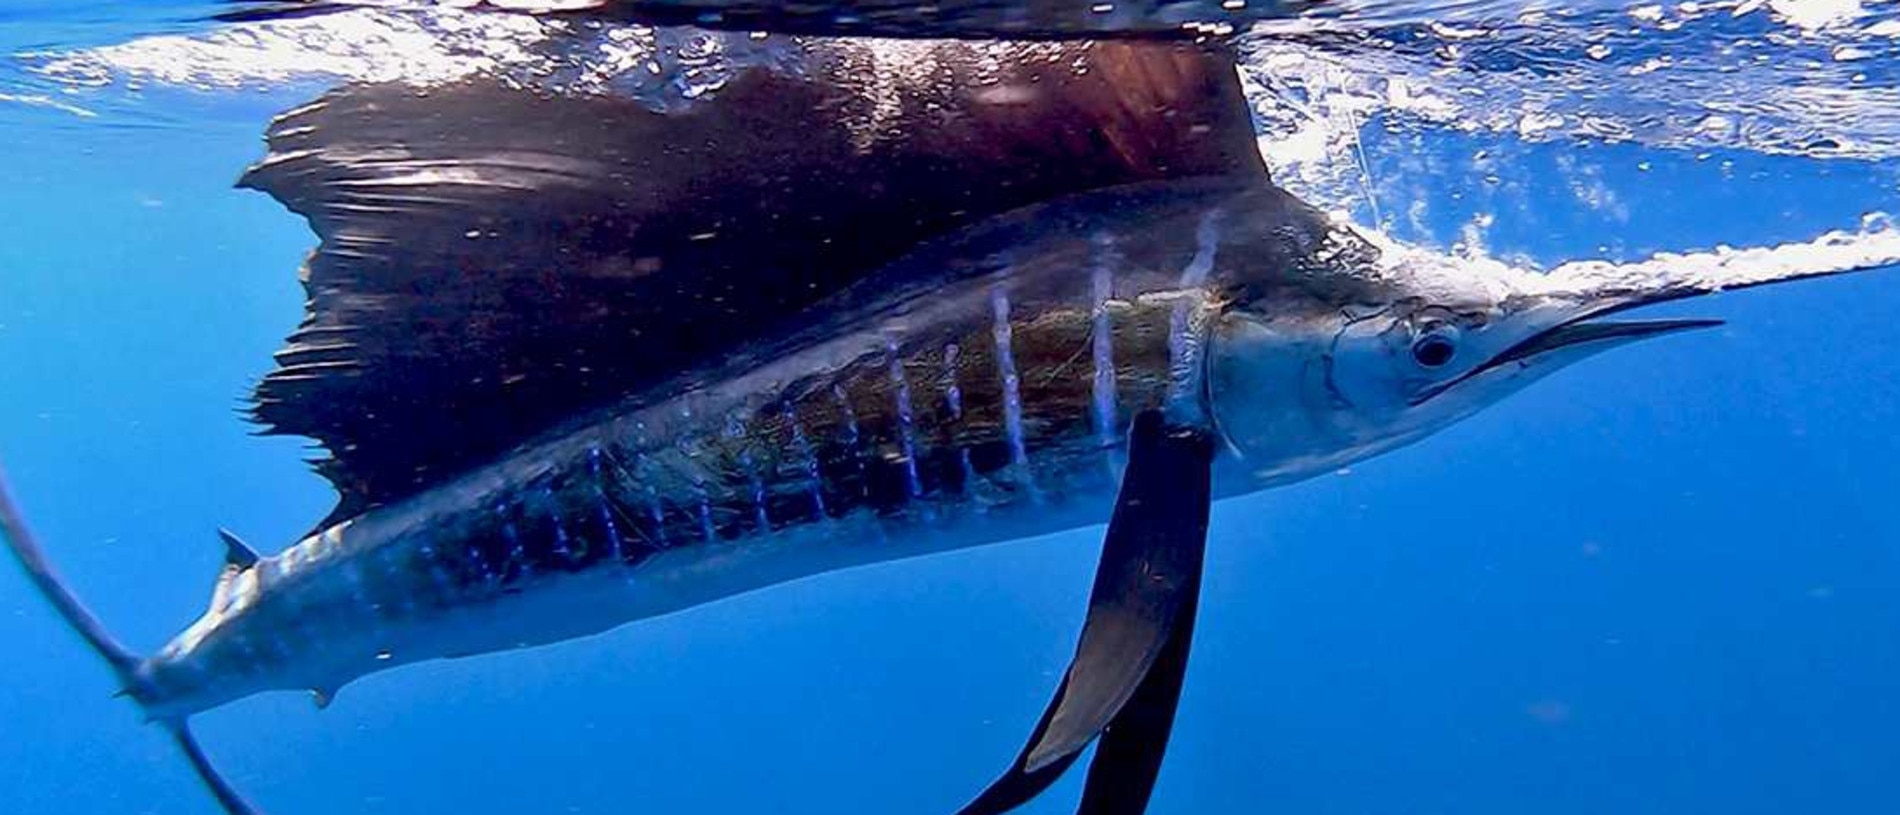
[240,38,1264,529]
[311,688,333,710]
[218,529,260,570]
[958,410,1214,815]
[171,722,264,815]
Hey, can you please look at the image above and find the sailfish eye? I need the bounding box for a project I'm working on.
[1411,330,1458,368]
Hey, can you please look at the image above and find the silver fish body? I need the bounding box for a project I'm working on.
[133,177,1372,718]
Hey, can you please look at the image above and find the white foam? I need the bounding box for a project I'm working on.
[1540,213,1900,297]
[1767,0,1865,31]
[29,7,558,89]
[0,91,93,118]
[1356,213,1900,305]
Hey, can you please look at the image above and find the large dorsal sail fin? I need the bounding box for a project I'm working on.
[240,36,1265,526]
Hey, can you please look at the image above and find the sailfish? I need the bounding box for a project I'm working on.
[2,5,1893,815]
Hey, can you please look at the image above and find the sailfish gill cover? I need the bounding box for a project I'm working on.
[2,2,1900,815]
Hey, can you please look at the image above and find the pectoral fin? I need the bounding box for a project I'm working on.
[1073,582,1200,815]
[958,410,1215,815]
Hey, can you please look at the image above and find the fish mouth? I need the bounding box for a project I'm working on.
[1410,313,1723,405]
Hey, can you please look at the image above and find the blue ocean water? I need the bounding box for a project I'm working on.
[2,4,1898,814]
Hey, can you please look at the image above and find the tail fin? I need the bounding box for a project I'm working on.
[172,722,263,815]
[0,467,138,682]
[0,464,265,815]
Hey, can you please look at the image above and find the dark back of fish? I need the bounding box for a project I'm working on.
[240,37,1263,529]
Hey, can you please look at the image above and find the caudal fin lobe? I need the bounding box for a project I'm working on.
[0,469,139,681]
